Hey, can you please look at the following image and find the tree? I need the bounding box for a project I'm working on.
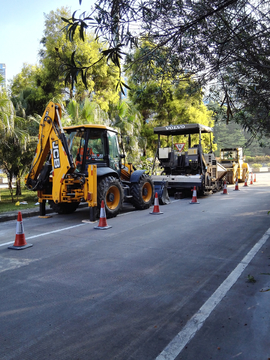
[0,133,36,199]
[209,102,270,157]
[40,7,120,110]
[63,97,143,163]
[125,42,214,156]
[0,80,16,136]
[0,79,38,198]
[108,99,143,163]
[9,7,121,118]
[63,0,270,136]
[10,64,48,117]
[0,84,36,198]
[213,119,247,154]
[62,97,110,126]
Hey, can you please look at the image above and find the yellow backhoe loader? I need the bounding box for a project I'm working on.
[25,102,154,220]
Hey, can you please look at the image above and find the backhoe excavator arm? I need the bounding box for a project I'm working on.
[25,102,75,192]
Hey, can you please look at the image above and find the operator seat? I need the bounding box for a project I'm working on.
[76,147,93,166]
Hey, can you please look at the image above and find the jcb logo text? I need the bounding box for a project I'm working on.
[52,141,61,168]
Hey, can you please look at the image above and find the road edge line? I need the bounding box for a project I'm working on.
[156,228,270,360]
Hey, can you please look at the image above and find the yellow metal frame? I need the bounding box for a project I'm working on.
[25,102,99,210]
[85,165,97,207]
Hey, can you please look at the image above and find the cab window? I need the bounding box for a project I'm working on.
[86,129,106,163]
[108,131,120,173]
[66,130,85,171]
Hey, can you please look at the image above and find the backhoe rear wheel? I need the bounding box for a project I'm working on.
[131,174,154,210]
[97,176,124,218]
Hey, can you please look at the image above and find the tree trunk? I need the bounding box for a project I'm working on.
[143,147,146,157]
[16,176,22,196]
[7,173,14,202]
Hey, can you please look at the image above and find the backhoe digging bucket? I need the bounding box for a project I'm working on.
[154,180,170,205]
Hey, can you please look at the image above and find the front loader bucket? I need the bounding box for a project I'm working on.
[153,180,170,205]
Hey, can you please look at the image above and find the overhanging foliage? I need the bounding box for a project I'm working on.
[62,0,270,136]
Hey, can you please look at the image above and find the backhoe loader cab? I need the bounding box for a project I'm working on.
[25,102,154,219]
[65,125,121,175]
[151,123,227,195]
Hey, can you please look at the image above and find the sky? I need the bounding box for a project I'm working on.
[0,0,94,83]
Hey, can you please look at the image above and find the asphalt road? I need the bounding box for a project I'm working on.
[0,173,270,360]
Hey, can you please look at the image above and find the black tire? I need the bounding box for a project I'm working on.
[198,184,204,197]
[49,201,79,214]
[97,176,124,218]
[131,174,154,210]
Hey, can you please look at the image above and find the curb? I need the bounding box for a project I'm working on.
[0,203,89,223]
[0,207,54,223]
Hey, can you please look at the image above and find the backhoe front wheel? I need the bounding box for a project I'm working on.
[131,174,154,210]
[97,176,124,218]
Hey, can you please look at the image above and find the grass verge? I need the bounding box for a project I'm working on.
[0,186,38,213]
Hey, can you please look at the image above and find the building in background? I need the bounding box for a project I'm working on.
[0,63,6,88]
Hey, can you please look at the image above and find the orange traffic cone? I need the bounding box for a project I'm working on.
[94,200,112,229]
[8,212,33,250]
[190,186,200,204]
[250,172,253,185]
[254,173,256,182]
[234,177,240,191]
[150,192,163,214]
[221,180,228,194]
[243,176,248,187]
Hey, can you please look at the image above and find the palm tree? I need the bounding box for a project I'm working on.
[63,98,110,126]
[0,81,31,199]
[109,99,144,163]
[63,97,144,163]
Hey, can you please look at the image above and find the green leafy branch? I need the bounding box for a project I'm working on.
[61,11,95,42]
[56,50,89,89]
[61,6,136,93]
[58,43,131,94]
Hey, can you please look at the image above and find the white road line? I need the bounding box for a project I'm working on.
[0,241,16,247]
[118,211,134,216]
[0,207,152,247]
[0,223,86,247]
[156,228,270,360]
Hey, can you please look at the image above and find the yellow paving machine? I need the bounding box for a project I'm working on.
[219,148,249,184]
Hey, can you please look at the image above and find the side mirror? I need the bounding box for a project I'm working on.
[120,154,125,159]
